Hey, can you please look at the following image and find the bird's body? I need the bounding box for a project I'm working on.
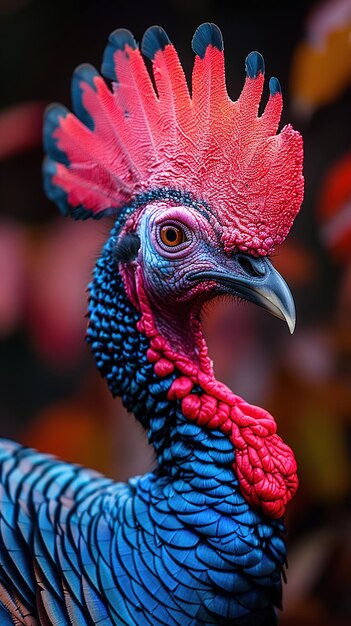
[0,439,282,626]
[0,23,303,625]
[0,261,289,625]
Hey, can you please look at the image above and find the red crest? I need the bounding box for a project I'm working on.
[44,23,304,256]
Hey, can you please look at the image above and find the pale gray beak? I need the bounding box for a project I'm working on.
[189,253,296,333]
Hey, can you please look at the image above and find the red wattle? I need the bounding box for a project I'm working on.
[135,268,298,520]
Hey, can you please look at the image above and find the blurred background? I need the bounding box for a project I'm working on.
[0,0,350,623]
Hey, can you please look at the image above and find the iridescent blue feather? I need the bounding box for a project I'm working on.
[0,223,282,625]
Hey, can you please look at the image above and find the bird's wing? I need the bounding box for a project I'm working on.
[0,439,122,625]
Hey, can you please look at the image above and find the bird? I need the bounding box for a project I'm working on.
[0,22,304,626]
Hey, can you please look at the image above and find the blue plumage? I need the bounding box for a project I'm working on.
[0,227,284,624]
[0,11,302,614]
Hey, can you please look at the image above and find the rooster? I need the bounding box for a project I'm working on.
[0,23,303,625]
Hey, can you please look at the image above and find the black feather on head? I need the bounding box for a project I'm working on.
[114,233,140,263]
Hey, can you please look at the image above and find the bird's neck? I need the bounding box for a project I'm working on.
[87,236,298,519]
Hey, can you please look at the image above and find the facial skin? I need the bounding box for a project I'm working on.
[139,203,224,303]
[124,201,295,359]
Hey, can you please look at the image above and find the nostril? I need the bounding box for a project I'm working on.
[236,254,265,278]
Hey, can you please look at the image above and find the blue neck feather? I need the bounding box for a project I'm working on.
[85,224,285,624]
[87,226,233,478]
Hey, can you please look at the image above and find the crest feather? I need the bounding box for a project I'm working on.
[43,23,304,254]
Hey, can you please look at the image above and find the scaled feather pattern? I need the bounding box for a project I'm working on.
[1,22,304,626]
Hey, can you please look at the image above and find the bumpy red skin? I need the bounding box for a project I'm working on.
[129,266,298,520]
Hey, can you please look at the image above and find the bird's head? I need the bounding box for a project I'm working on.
[43,22,304,365]
[115,194,297,361]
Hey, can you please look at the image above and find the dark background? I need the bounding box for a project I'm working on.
[0,1,351,624]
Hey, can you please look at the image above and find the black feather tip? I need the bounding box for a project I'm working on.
[269,76,281,95]
[192,23,224,59]
[245,51,265,78]
[114,233,140,263]
[43,104,70,166]
[101,28,137,81]
[71,64,98,131]
[141,26,171,60]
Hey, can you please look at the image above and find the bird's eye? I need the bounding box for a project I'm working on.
[160,224,186,247]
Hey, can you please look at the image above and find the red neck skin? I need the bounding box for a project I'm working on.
[124,265,298,520]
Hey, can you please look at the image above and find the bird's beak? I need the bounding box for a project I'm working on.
[189,253,296,333]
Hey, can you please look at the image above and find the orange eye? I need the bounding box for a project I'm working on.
[160,225,186,247]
